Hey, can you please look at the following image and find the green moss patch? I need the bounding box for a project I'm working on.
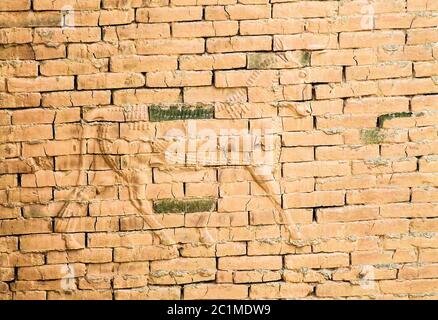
[149,105,214,122]
[361,129,384,145]
[247,53,266,69]
[247,53,280,69]
[153,198,216,213]
[300,51,311,66]
[378,112,413,128]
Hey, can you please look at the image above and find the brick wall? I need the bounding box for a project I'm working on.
[1,0,438,300]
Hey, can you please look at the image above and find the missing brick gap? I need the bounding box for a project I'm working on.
[378,112,413,128]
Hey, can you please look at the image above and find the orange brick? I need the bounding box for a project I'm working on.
[316,282,377,297]
[179,53,246,71]
[273,2,338,18]
[312,48,376,66]
[33,0,101,10]
[113,23,170,40]
[0,0,30,11]
[99,9,134,25]
[347,188,411,205]
[173,21,238,38]
[7,77,74,92]
[283,191,345,208]
[224,4,271,20]
[114,246,179,262]
[0,219,51,236]
[40,59,108,76]
[218,256,282,270]
[346,62,412,81]
[240,19,305,35]
[146,71,212,87]
[137,6,202,22]
[280,67,342,84]
[77,73,145,90]
[315,81,378,99]
[207,36,272,53]
[136,39,205,55]
[111,55,177,73]
[340,31,406,48]
[184,284,248,300]
[274,34,338,50]
[285,253,349,269]
[283,161,350,178]
[250,282,312,299]
[33,27,101,44]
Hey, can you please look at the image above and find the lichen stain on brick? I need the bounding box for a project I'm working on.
[149,105,214,122]
[153,198,216,213]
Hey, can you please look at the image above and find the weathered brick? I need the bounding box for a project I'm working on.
[340,31,406,48]
[111,55,177,72]
[274,34,338,50]
[250,282,312,299]
[114,246,179,262]
[33,27,101,44]
[136,39,205,55]
[173,21,238,38]
[283,161,350,178]
[40,59,108,76]
[0,0,30,11]
[77,73,145,90]
[273,2,338,18]
[283,191,345,208]
[7,77,74,93]
[33,0,101,10]
[224,4,270,20]
[207,36,272,53]
[0,12,60,27]
[137,6,202,22]
[240,19,305,35]
[219,256,282,270]
[147,71,212,87]
[312,49,376,66]
[184,284,248,300]
[179,53,246,71]
[316,282,377,297]
[0,219,51,236]
[114,89,181,105]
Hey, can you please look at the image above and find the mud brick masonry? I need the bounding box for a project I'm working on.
[1,0,438,300]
